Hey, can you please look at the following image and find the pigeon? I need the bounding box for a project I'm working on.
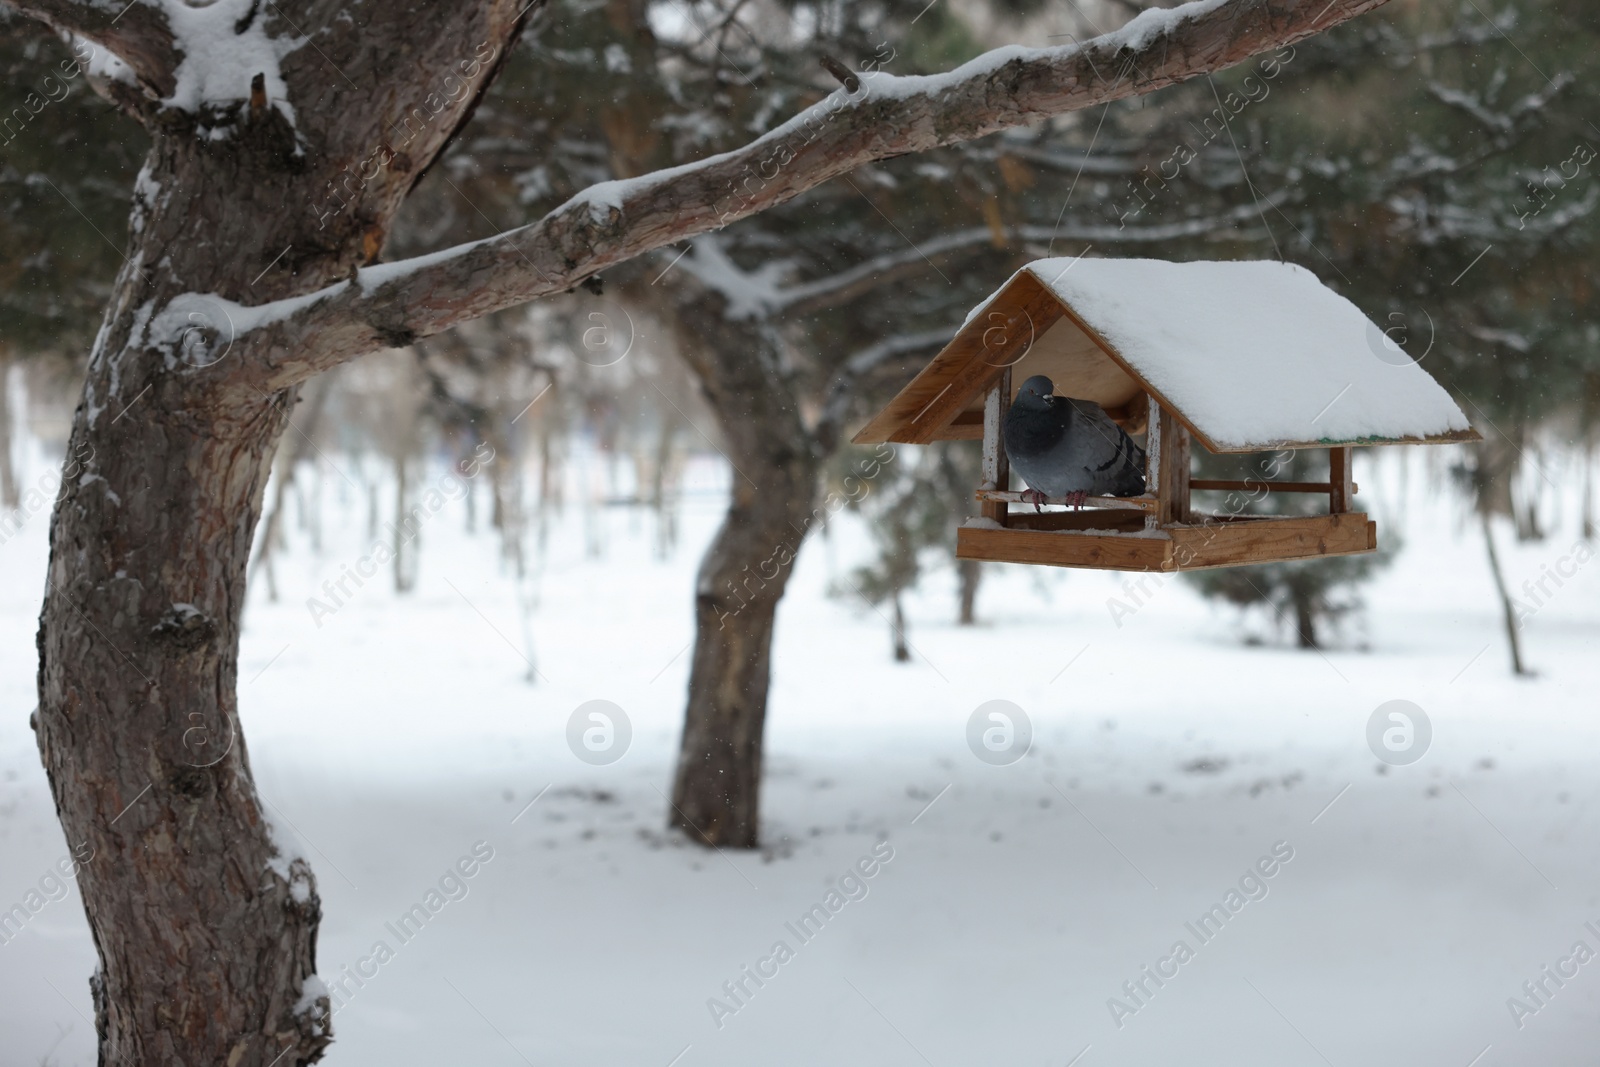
[1003,375,1147,509]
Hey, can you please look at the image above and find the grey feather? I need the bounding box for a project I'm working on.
[1003,375,1147,498]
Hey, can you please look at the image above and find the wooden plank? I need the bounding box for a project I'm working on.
[1007,509,1150,532]
[1167,512,1374,570]
[1154,406,1190,526]
[1174,415,1192,523]
[980,367,1012,525]
[955,512,1379,572]
[933,422,984,441]
[1143,394,1162,530]
[957,526,1173,571]
[1329,446,1354,514]
[938,316,1145,432]
[976,489,1156,513]
[852,272,1066,446]
[1191,479,1359,494]
[1106,391,1148,434]
[904,272,1065,444]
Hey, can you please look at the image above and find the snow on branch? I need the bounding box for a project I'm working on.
[6,0,179,97]
[775,200,1297,318]
[237,0,1392,389]
[670,197,1299,323]
[659,201,1297,326]
[1426,73,1573,136]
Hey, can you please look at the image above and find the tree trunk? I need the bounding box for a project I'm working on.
[392,454,417,593]
[1480,510,1530,676]
[892,592,911,661]
[1582,443,1594,541]
[958,559,981,625]
[0,343,17,510]
[1292,590,1319,649]
[26,6,526,1063]
[666,288,820,849]
[651,416,679,559]
[36,301,328,1067]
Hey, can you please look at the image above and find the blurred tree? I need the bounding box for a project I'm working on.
[1143,0,1597,668]
[0,18,145,356]
[1185,452,1399,648]
[0,18,145,504]
[839,439,985,659]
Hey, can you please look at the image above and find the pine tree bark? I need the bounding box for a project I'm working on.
[34,223,332,1067]
[665,288,820,849]
[26,6,526,1064]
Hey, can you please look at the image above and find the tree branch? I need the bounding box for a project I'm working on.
[777,198,1297,317]
[238,0,1391,390]
[4,0,178,98]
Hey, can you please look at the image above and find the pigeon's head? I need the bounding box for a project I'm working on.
[1015,375,1056,410]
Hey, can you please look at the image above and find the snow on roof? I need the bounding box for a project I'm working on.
[1018,257,1473,451]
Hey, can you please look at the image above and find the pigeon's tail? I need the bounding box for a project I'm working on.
[1112,443,1148,497]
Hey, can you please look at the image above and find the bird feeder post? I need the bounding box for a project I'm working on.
[1159,410,1191,525]
[1143,393,1163,530]
[1329,446,1353,514]
[980,366,1012,526]
[1153,407,1191,526]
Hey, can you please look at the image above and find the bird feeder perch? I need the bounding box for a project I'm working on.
[851,258,1480,572]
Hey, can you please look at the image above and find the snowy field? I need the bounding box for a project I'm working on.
[2,442,1598,1067]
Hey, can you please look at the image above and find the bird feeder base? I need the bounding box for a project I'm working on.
[956,511,1376,572]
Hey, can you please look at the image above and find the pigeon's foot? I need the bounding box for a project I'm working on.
[1065,490,1088,510]
[1020,488,1049,512]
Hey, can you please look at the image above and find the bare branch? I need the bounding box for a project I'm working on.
[242,0,1392,390]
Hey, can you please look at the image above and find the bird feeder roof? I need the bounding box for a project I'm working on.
[851,257,1480,453]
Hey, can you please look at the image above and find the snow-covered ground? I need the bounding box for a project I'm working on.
[2,442,1597,1067]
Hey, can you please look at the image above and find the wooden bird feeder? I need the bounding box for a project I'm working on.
[852,258,1480,572]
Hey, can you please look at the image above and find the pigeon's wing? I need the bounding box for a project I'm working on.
[1064,399,1147,497]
